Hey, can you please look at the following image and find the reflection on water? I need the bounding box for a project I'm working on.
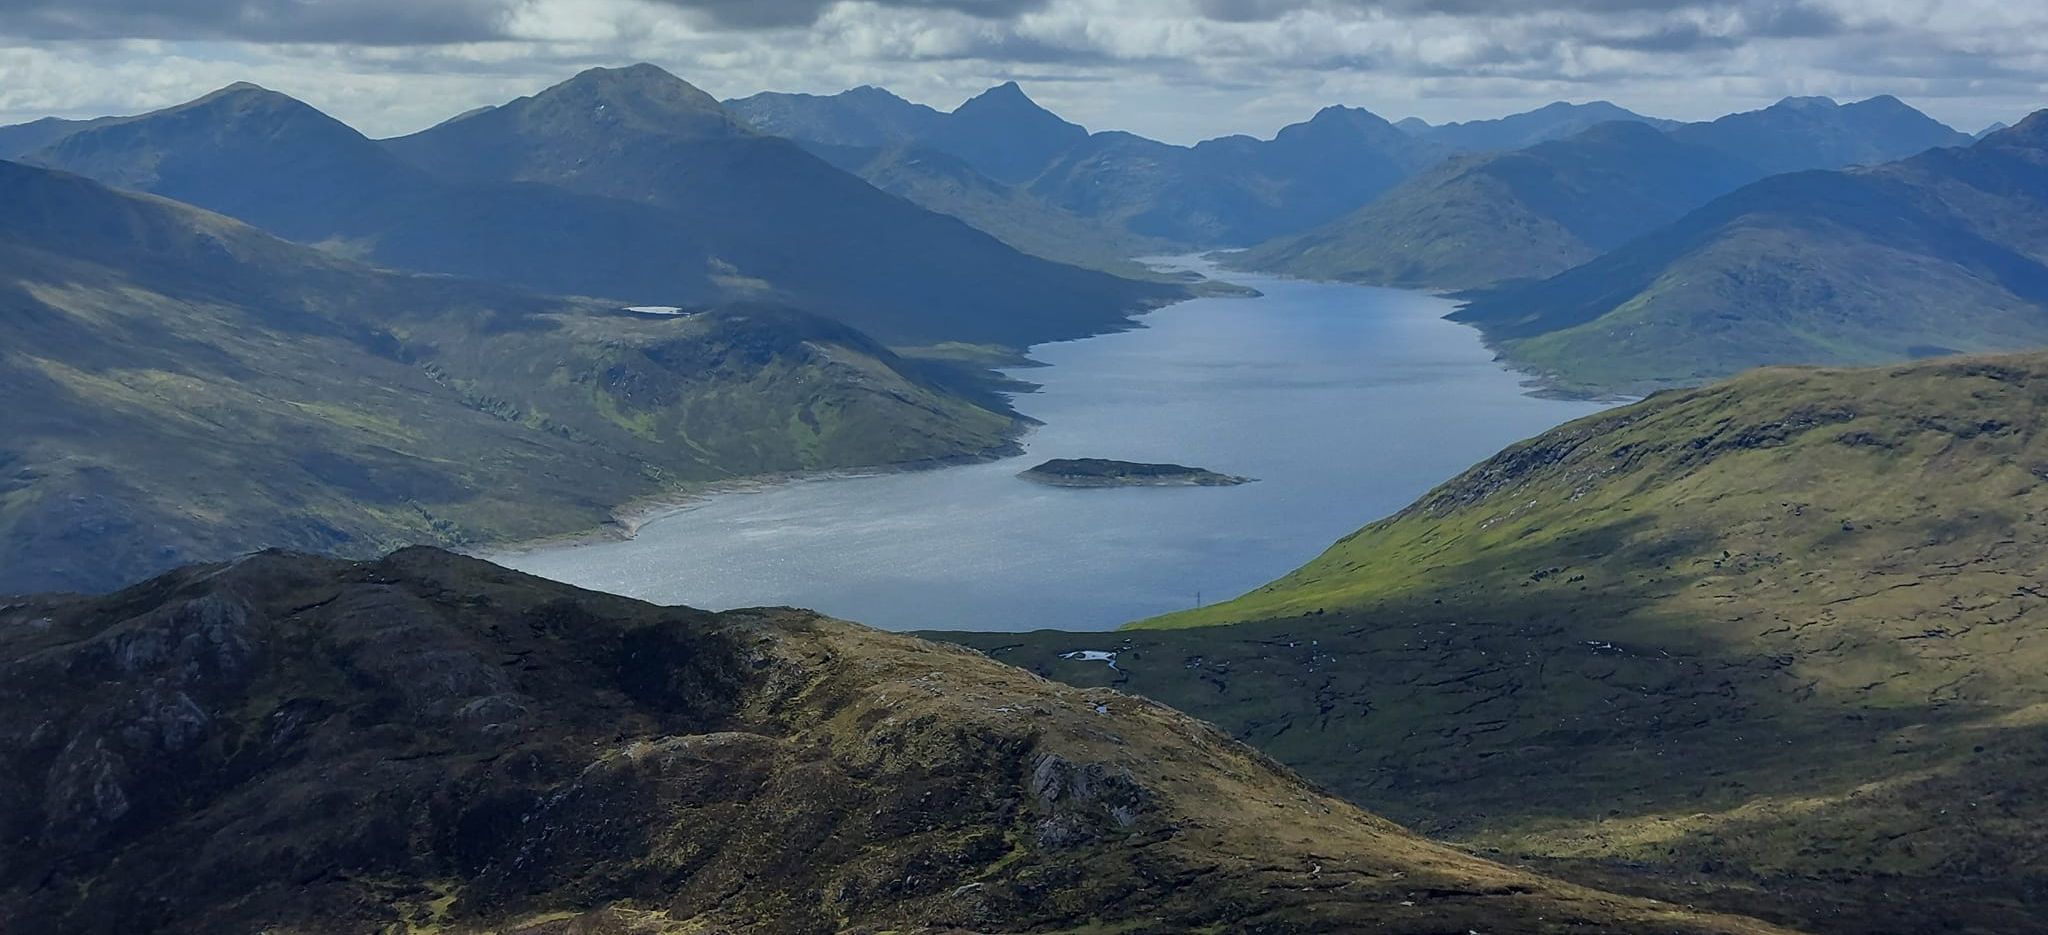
[501,265,1611,632]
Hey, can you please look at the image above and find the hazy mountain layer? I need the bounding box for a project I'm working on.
[28,67,1183,349]
[1235,121,1768,288]
[1454,111,2048,394]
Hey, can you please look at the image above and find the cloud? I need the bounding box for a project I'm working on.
[649,0,1049,29]
[0,0,515,44]
[0,0,2036,144]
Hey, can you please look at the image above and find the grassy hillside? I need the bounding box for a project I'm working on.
[1455,111,2048,395]
[1235,121,1766,289]
[945,352,2048,934]
[0,548,1790,934]
[0,160,1020,594]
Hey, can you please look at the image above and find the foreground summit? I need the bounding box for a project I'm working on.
[0,549,1784,933]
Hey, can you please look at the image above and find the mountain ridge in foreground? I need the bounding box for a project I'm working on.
[0,547,1789,934]
[946,349,2048,934]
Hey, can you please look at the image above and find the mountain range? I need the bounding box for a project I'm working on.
[1239,95,1979,291]
[948,349,2048,934]
[0,158,1021,595]
[1395,99,1680,151]
[1454,110,2048,394]
[731,83,1446,248]
[20,66,1183,350]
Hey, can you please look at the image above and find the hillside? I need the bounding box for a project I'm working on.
[28,68,1183,349]
[1453,111,2048,395]
[0,159,1020,595]
[1235,121,1767,288]
[946,352,2048,934]
[0,547,1792,934]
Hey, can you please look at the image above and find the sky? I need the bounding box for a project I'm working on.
[0,0,2039,143]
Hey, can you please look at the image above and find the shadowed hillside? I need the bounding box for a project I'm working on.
[0,548,1791,934]
[945,352,2048,934]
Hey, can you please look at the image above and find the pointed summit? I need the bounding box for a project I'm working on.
[931,81,1087,183]
[952,81,1074,127]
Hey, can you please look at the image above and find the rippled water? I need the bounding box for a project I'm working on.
[500,262,1611,632]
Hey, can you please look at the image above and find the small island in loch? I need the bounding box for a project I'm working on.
[1020,458,1256,488]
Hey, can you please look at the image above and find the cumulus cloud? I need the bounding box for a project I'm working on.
[0,0,516,44]
[651,0,1049,29]
[0,0,2036,142]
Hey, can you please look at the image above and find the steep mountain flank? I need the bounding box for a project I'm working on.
[0,160,1018,594]
[0,548,1790,934]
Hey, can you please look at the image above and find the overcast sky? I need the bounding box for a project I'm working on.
[0,0,2038,142]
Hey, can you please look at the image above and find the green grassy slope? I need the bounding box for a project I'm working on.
[1454,111,2048,396]
[1234,121,1766,289]
[0,548,1791,934]
[0,160,1019,595]
[943,352,2048,934]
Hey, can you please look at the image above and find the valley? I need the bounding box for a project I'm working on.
[499,264,1607,632]
[2,22,2046,934]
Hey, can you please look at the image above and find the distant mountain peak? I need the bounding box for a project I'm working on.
[531,63,736,134]
[186,81,311,112]
[1775,95,1842,110]
[956,80,1051,117]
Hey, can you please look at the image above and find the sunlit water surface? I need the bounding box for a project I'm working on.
[500,263,1611,632]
